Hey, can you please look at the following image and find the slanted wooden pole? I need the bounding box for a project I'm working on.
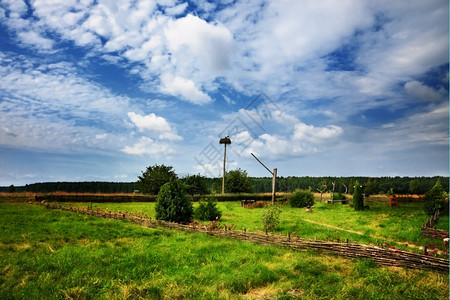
[272,168,277,204]
[251,153,277,204]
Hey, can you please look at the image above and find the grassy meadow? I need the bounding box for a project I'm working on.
[0,199,449,299]
[63,199,449,254]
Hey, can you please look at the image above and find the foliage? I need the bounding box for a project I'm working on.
[3,176,448,195]
[261,204,282,230]
[8,184,15,193]
[364,178,379,196]
[289,189,314,208]
[424,180,446,215]
[138,164,177,195]
[155,178,193,223]
[250,176,448,195]
[181,173,209,195]
[353,181,364,211]
[194,195,222,221]
[4,181,140,193]
[333,192,346,200]
[225,168,254,193]
[409,179,421,194]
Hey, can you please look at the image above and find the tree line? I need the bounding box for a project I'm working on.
[2,181,140,194]
[2,175,447,195]
[253,176,449,195]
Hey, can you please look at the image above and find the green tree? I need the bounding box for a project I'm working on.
[182,174,209,195]
[409,179,421,194]
[155,178,193,223]
[8,184,16,193]
[365,178,379,196]
[353,181,364,211]
[225,168,254,193]
[138,164,177,195]
[424,180,446,215]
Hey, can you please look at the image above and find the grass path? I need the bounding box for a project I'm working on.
[302,218,365,235]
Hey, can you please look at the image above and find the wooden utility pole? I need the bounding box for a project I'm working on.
[251,153,277,204]
[219,136,231,194]
[271,168,277,204]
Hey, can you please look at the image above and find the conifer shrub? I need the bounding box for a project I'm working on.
[194,195,222,221]
[424,180,446,215]
[289,189,315,208]
[155,178,193,224]
[353,181,364,211]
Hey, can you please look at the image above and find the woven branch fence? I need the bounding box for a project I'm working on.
[422,210,449,238]
[41,203,449,273]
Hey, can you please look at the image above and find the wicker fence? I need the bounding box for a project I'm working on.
[422,210,449,239]
[41,203,449,273]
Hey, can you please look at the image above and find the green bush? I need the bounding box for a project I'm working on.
[289,189,315,208]
[194,195,222,221]
[155,178,193,224]
[424,180,446,215]
[353,181,364,211]
[333,193,346,200]
[261,204,282,230]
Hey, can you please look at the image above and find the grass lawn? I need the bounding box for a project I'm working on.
[0,203,448,299]
[64,200,449,254]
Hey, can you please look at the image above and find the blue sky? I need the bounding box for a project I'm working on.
[0,0,448,186]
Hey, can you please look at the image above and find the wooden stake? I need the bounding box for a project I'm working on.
[272,168,277,204]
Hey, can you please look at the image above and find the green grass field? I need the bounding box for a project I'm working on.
[63,200,449,254]
[0,202,448,299]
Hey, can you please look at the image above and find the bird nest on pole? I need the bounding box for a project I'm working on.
[219,136,231,144]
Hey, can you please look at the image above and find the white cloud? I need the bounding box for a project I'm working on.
[293,123,344,144]
[160,73,212,104]
[127,112,171,132]
[164,2,188,16]
[121,137,175,156]
[404,81,445,102]
[165,14,233,72]
[17,31,54,50]
[127,111,182,141]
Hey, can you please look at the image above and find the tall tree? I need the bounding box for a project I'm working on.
[182,174,209,195]
[225,168,254,193]
[138,164,177,195]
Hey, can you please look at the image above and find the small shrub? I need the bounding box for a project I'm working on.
[194,195,222,221]
[261,204,282,230]
[333,193,346,200]
[155,178,193,224]
[289,189,314,208]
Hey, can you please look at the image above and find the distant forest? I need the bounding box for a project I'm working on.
[2,176,448,195]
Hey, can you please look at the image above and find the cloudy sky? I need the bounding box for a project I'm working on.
[0,0,448,186]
